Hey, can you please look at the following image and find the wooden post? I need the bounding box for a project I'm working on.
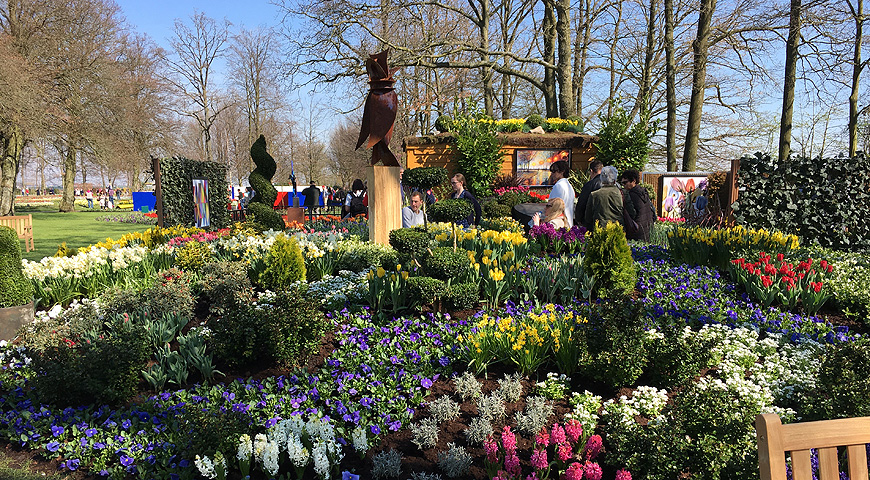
[152,156,164,228]
[367,165,402,245]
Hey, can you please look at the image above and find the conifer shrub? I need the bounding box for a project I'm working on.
[581,299,648,388]
[584,221,637,299]
[0,226,33,308]
[258,234,306,290]
[174,240,213,272]
[424,247,469,281]
[246,203,285,232]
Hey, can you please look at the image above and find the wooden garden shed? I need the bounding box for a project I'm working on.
[402,132,598,181]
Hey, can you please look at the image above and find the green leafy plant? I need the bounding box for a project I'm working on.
[246,135,284,230]
[594,97,658,172]
[174,240,213,272]
[525,114,545,130]
[644,326,715,389]
[159,156,230,228]
[584,221,637,299]
[482,201,511,218]
[733,152,870,250]
[429,199,474,250]
[209,286,328,368]
[406,276,445,310]
[30,313,150,407]
[581,299,648,388]
[258,234,306,291]
[389,228,431,260]
[196,261,253,317]
[0,226,33,308]
[99,269,195,323]
[424,246,469,281]
[451,111,503,197]
[245,203,285,232]
[443,282,480,311]
[434,114,453,133]
[810,338,870,419]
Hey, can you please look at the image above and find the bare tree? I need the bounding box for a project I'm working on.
[164,12,231,163]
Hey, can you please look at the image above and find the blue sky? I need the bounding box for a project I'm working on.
[116,0,285,47]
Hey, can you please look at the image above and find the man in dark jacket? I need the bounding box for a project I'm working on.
[575,160,603,229]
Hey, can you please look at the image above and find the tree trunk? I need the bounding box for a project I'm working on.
[478,0,495,117]
[638,0,657,118]
[849,0,864,157]
[555,0,574,117]
[609,1,624,113]
[542,1,559,117]
[0,125,24,217]
[59,143,77,212]
[682,0,716,172]
[572,0,590,117]
[778,0,801,162]
[665,0,677,171]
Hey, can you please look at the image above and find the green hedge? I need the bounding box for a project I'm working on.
[160,157,230,229]
[0,226,33,308]
[733,153,870,249]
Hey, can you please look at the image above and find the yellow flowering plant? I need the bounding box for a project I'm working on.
[365,264,411,315]
[667,225,800,271]
[459,304,588,375]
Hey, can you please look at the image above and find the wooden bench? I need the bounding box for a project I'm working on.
[757,413,870,480]
[0,214,34,252]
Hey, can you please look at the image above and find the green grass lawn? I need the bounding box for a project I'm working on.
[0,452,67,480]
[15,208,150,262]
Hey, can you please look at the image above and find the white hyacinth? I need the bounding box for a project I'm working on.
[261,439,281,476]
[194,454,217,479]
[312,440,330,478]
[286,434,310,468]
[253,433,268,463]
[237,434,252,462]
[351,426,368,453]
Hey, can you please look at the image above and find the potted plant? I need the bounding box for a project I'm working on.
[0,226,35,340]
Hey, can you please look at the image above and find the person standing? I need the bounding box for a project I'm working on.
[575,160,603,229]
[546,160,575,226]
[86,189,94,209]
[621,169,656,241]
[584,166,623,231]
[402,191,426,228]
[344,179,367,218]
[449,173,481,226]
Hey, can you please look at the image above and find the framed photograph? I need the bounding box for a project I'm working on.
[192,178,210,228]
[515,149,571,186]
[659,175,706,219]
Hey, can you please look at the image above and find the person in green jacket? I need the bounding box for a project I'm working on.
[584,166,623,231]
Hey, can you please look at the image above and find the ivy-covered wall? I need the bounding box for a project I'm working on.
[160,157,230,229]
[733,153,870,250]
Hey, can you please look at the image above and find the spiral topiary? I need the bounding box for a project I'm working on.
[0,226,33,308]
[247,135,284,230]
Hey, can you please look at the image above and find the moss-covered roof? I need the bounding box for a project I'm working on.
[402,132,598,150]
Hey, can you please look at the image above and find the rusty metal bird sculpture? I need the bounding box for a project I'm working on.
[356,50,400,166]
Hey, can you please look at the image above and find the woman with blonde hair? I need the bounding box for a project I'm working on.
[532,197,568,229]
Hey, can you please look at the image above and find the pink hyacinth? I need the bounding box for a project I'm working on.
[505,453,521,478]
[558,442,574,462]
[484,435,499,464]
[530,448,548,470]
[564,462,585,480]
[493,470,508,480]
[550,423,567,446]
[584,434,603,460]
[583,461,602,480]
[502,426,518,455]
[535,426,550,447]
[525,474,540,480]
[564,419,583,444]
[615,469,632,480]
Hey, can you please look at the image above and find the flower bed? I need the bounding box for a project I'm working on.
[5,219,869,480]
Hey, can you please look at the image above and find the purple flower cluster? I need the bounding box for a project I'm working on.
[528,224,587,255]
